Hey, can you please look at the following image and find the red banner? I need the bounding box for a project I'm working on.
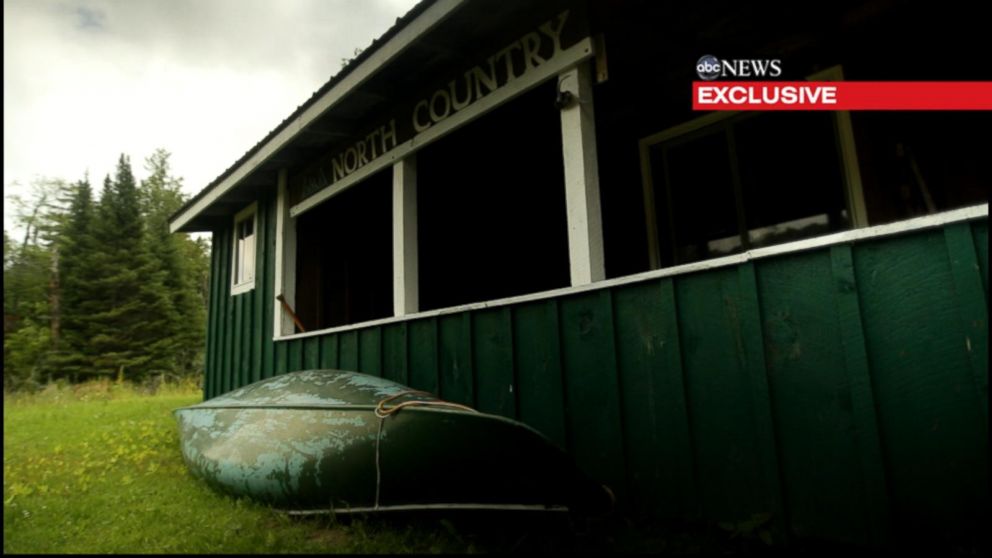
[692,81,992,110]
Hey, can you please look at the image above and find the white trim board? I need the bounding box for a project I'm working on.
[392,156,419,315]
[273,202,988,342]
[559,62,605,285]
[169,0,467,233]
[290,36,595,218]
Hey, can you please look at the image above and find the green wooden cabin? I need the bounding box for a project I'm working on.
[169,0,988,547]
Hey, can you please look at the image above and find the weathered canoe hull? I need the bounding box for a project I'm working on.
[175,370,609,514]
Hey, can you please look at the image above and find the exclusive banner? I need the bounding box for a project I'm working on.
[692,81,992,110]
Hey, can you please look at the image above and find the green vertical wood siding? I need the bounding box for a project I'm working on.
[613,279,695,518]
[972,220,988,293]
[382,323,409,386]
[339,331,358,371]
[759,250,874,541]
[559,290,628,505]
[202,199,988,545]
[358,327,382,376]
[438,313,473,406]
[513,300,568,450]
[220,226,234,395]
[288,339,304,372]
[677,268,767,523]
[472,308,515,418]
[303,337,320,370]
[408,318,439,395]
[854,232,988,541]
[319,335,338,369]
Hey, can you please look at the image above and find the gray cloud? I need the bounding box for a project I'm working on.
[3,0,420,233]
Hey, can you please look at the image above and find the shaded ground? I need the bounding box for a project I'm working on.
[281,489,989,554]
[292,510,895,555]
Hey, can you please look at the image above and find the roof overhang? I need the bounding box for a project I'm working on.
[169,0,466,233]
[170,0,584,233]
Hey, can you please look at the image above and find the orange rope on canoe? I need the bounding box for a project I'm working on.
[374,390,478,418]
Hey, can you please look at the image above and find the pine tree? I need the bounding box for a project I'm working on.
[88,155,175,381]
[5,153,211,390]
[139,149,205,378]
[49,178,103,380]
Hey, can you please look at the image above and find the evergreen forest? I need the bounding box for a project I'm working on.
[4,149,209,391]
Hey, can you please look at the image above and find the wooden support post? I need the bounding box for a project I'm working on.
[393,156,419,315]
[273,169,297,336]
[559,62,605,285]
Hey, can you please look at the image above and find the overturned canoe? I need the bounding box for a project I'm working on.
[174,369,612,514]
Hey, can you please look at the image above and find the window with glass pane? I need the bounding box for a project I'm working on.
[645,112,850,268]
[232,203,256,294]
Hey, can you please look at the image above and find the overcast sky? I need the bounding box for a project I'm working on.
[3,0,421,235]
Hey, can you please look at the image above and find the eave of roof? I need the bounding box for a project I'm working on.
[168,0,456,233]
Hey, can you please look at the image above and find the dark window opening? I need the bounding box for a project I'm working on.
[417,80,570,311]
[851,112,990,225]
[735,112,848,246]
[294,168,393,331]
[647,111,849,268]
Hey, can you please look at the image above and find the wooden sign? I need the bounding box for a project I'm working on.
[291,9,590,214]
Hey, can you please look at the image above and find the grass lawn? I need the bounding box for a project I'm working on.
[3,381,480,554]
[3,380,788,554]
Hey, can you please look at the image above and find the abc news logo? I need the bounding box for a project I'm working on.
[696,55,782,81]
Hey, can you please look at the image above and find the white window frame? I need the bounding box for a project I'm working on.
[230,201,258,296]
[638,64,867,270]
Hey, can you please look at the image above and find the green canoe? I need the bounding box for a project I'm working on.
[174,369,612,514]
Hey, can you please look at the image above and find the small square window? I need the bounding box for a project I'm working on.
[231,202,257,295]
